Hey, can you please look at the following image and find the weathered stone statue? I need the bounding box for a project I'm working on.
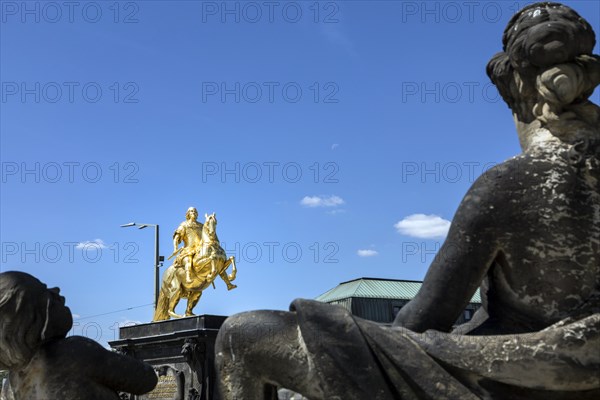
[0,271,157,400]
[153,211,237,321]
[215,3,600,399]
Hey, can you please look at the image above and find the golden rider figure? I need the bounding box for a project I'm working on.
[153,208,238,321]
[171,207,203,284]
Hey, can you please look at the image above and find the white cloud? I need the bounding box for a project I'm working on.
[357,249,378,257]
[394,214,451,238]
[300,195,345,208]
[120,319,142,327]
[76,239,107,249]
[71,313,81,319]
[331,143,340,150]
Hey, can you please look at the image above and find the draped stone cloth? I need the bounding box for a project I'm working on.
[291,299,600,400]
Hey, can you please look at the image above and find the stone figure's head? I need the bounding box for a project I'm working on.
[186,207,198,221]
[487,2,600,149]
[0,272,73,369]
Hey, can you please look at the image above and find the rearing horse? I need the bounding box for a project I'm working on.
[153,213,237,321]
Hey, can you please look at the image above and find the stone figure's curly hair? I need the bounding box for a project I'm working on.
[486,2,599,118]
[0,272,52,369]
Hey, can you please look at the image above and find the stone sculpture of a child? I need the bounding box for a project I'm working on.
[0,271,157,400]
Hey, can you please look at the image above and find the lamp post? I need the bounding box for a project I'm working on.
[120,222,163,309]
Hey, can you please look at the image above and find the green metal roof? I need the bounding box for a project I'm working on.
[316,277,481,304]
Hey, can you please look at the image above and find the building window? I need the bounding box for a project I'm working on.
[463,309,473,321]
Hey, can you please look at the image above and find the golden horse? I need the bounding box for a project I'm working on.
[153,213,237,321]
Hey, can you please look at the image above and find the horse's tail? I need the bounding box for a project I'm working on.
[153,289,170,321]
[152,267,175,321]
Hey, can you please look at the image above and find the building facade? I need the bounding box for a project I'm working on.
[316,277,481,325]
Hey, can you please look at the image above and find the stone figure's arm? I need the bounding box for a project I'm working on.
[394,171,504,332]
[60,337,157,395]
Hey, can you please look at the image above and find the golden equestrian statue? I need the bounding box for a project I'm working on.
[153,208,237,321]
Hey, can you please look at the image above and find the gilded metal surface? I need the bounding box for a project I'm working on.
[172,207,204,284]
[153,209,237,321]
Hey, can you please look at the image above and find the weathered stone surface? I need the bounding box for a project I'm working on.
[214,2,600,399]
[0,271,157,400]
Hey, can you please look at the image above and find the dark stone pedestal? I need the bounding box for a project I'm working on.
[109,315,226,400]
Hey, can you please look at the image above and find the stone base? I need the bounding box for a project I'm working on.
[109,315,226,400]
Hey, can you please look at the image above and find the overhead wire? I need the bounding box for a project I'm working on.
[75,303,154,320]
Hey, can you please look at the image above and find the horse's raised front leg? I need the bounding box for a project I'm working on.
[185,291,202,316]
[219,257,237,290]
[227,256,237,281]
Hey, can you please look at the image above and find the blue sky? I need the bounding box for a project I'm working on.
[1,0,599,346]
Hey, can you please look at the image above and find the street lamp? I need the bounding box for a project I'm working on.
[120,222,164,309]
